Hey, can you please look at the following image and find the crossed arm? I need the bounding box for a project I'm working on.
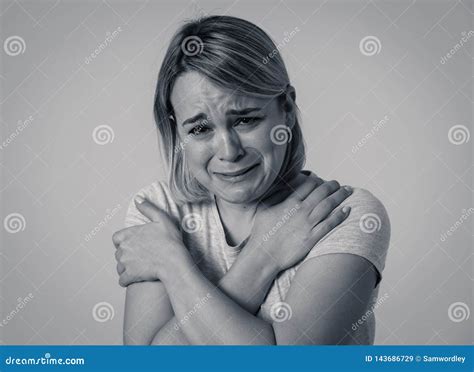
[124,242,377,345]
[118,180,387,345]
[125,246,280,345]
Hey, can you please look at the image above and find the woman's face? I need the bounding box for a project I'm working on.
[170,71,290,205]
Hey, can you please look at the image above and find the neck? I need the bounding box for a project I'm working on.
[214,196,258,223]
[214,196,258,247]
[216,196,258,225]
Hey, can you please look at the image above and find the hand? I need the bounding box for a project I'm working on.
[112,197,188,287]
[246,172,353,272]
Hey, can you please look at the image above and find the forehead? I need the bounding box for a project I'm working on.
[170,71,270,118]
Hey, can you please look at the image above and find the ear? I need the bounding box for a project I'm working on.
[282,85,297,129]
[286,84,296,103]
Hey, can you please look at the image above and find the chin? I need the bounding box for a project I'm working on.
[216,185,261,204]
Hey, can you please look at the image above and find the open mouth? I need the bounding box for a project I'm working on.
[214,163,260,179]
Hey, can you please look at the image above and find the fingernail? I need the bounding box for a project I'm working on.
[135,195,145,204]
[344,186,353,193]
[342,206,351,214]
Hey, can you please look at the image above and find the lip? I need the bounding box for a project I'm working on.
[213,163,260,181]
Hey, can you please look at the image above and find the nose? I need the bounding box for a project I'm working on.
[216,129,245,162]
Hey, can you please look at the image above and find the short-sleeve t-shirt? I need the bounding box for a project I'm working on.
[124,177,391,345]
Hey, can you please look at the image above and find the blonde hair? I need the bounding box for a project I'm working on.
[153,15,306,204]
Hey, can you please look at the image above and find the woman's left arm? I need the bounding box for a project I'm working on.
[156,187,389,345]
[273,253,377,344]
[115,186,389,344]
[271,187,391,344]
[157,252,276,344]
[158,250,377,345]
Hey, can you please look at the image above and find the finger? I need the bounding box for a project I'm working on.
[119,271,145,287]
[114,248,121,261]
[112,230,127,246]
[135,196,166,222]
[303,180,342,208]
[119,273,131,288]
[308,185,353,222]
[311,206,351,241]
[116,262,125,275]
[112,227,135,247]
[291,174,325,201]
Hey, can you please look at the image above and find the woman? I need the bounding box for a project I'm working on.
[112,15,390,345]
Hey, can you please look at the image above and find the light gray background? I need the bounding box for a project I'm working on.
[0,0,472,345]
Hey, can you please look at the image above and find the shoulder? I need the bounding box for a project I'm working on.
[349,187,387,212]
[297,172,391,240]
[302,184,391,285]
[124,180,181,227]
[319,185,391,251]
[341,186,391,241]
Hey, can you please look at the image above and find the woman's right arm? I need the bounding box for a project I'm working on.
[124,248,280,345]
[121,183,175,345]
[123,174,352,344]
[123,281,173,345]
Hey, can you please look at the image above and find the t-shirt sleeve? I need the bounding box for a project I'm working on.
[301,187,391,287]
[124,181,175,228]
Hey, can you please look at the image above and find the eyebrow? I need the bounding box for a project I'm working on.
[181,107,262,127]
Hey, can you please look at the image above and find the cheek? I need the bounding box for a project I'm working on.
[251,121,287,165]
[183,141,213,177]
[177,129,208,163]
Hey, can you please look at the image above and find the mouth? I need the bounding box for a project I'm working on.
[213,163,260,181]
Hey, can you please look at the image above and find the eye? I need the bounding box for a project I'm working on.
[235,117,263,127]
[188,124,210,136]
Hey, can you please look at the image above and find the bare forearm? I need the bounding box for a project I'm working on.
[218,245,279,314]
[160,254,276,345]
[151,316,189,345]
[150,246,279,344]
